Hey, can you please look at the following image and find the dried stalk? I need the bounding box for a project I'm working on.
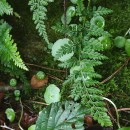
[0,85,22,92]
[0,123,14,130]
[25,62,66,73]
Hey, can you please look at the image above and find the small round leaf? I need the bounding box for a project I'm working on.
[70,0,77,4]
[90,16,105,28]
[9,78,17,87]
[114,36,126,48]
[5,108,15,122]
[14,90,20,97]
[66,6,75,17]
[44,84,61,104]
[36,71,45,80]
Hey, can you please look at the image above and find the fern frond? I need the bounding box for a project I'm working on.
[71,81,112,127]
[93,6,113,16]
[0,0,13,16]
[0,22,28,71]
[58,57,78,68]
[82,51,107,60]
[76,0,85,16]
[81,59,103,67]
[88,25,110,37]
[52,23,68,34]
[55,43,74,60]
[83,38,103,51]
[51,2,113,127]
[29,0,54,44]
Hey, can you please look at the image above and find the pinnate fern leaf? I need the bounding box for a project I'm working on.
[0,0,13,16]
[93,6,113,16]
[0,22,28,71]
[36,101,89,130]
[71,84,112,127]
[29,0,54,44]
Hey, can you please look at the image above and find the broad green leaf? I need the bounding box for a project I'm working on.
[35,101,89,130]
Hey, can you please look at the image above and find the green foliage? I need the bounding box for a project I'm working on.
[118,127,130,130]
[0,21,28,71]
[28,125,36,130]
[36,101,89,130]
[0,1,29,92]
[36,71,45,80]
[52,38,74,62]
[100,65,130,108]
[5,108,15,123]
[0,63,30,93]
[9,78,17,87]
[14,90,20,97]
[28,0,54,44]
[44,84,61,104]
[92,6,113,16]
[0,0,13,16]
[51,1,113,127]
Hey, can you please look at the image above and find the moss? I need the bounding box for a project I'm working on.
[94,0,130,36]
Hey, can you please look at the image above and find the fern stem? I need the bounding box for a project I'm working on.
[88,0,91,8]
[103,97,121,128]
[18,98,24,130]
[63,0,66,28]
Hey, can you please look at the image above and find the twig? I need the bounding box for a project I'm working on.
[25,100,48,106]
[0,85,23,92]
[63,0,66,28]
[117,108,130,112]
[124,28,130,37]
[47,73,63,82]
[106,102,117,124]
[0,123,14,130]
[121,118,130,123]
[101,57,130,84]
[25,62,66,73]
[18,98,24,130]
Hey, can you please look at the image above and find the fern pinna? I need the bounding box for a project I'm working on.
[0,21,28,71]
[0,0,13,16]
[51,1,113,127]
[28,0,54,44]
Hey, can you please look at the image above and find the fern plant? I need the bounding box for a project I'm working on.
[28,0,54,44]
[0,0,28,71]
[51,0,113,127]
[0,0,29,91]
[29,0,114,128]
